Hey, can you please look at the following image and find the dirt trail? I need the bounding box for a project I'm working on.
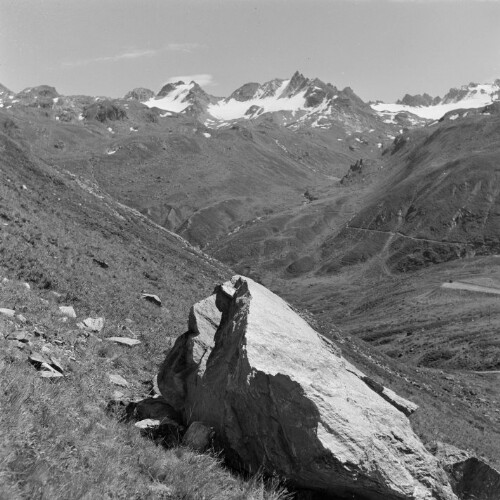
[441,281,500,295]
[346,225,466,246]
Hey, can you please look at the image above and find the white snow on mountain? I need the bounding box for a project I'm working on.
[207,79,309,120]
[144,82,194,113]
[372,82,500,120]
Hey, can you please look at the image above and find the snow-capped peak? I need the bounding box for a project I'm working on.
[144,81,196,113]
[372,80,500,121]
[206,72,347,125]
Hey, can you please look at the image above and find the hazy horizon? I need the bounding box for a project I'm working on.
[1,0,500,103]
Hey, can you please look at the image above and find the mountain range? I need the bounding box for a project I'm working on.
[0,70,499,497]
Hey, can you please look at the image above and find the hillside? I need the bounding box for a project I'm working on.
[1,74,499,497]
[0,113,288,499]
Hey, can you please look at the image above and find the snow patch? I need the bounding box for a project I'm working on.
[144,83,194,113]
[203,132,211,138]
[449,114,459,120]
[373,81,500,120]
[207,80,308,121]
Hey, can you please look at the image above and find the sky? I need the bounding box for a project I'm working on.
[1,0,500,103]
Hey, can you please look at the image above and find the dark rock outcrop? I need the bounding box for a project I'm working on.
[124,87,155,102]
[82,100,127,122]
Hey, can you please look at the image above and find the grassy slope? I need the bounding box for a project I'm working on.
[0,123,287,499]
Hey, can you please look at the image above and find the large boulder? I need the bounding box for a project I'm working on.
[160,276,456,500]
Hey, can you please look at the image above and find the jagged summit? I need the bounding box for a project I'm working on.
[124,87,154,102]
[142,80,215,115]
[373,79,500,121]
[396,93,440,107]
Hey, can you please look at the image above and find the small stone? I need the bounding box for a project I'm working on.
[105,337,141,347]
[23,283,30,290]
[182,422,214,452]
[83,317,105,332]
[39,363,64,378]
[135,419,160,429]
[141,293,161,306]
[0,308,15,317]
[59,306,76,318]
[29,351,51,365]
[6,330,29,342]
[16,314,27,323]
[108,373,129,387]
[76,322,85,329]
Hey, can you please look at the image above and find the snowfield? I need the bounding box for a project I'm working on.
[372,82,500,120]
[207,79,309,120]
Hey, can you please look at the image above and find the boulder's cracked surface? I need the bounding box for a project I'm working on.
[160,276,456,499]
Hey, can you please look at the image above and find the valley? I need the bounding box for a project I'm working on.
[1,71,499,498]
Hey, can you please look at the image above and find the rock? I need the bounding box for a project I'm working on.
[29,351,64,376]
[59,306,76,318]
[141,292,161,306]
[6,330,30,342]
[182,422,214,452]
[92,258,109,269]
[135,419,161,429]
[361,376,419,416]
[108,373,129,387]
[430,442,500,500]
[124,87,155,102]
[0,308,15,317]
[158,278,236,414]
[39,363,64,378]
[29,351,51,366]
[83,317,105,332]
[381,386,419,416]
[161,276,456,500]
[132,397,182,423]
[105,336,141,347]
[16,314,27,323]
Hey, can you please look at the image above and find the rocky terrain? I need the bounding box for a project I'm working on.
[0,72,499,499]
